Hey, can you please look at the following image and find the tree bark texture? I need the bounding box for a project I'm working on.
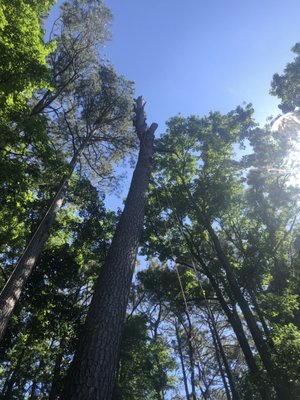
[0,142,86,341]
[61,97,157,400]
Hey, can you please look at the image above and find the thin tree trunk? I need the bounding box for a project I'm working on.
[182,182,290,399]
[196,363,210,400]
[191,246,259,374]
[248,288,273,343]
[182,312,197,400]
[29,359,44,400]
[152,304,165,400]
[173,213,270,398]
[49,343,64,400]
[1,345,26,399]
[190,250,271,400]
[204,223,291,399]
[61,97,158,400]
[175,322,190,400]
[207,314,233,400]
[0,140,87,341]
[29,377,38,400]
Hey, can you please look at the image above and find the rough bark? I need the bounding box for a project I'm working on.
[0,142,86,341]
[61,97,157,400]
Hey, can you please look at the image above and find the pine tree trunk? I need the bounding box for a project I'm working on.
[0,143,85,341]
[61,98,157,400]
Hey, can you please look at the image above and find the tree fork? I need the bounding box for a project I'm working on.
[61,97,158,400]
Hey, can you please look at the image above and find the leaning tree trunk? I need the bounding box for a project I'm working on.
[0,140,87,340]
[61,97,158,400]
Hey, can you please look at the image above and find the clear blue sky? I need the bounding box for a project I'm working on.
[102,0,300,129]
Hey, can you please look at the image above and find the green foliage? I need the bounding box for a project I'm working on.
[113,315,176,400]
[0,1,135,397]
[0,0,55,113]
[1,1,300,398]
[141,99,300,397]
[0,178,117,399]
[0,0,61,272]
[270,43,300,112]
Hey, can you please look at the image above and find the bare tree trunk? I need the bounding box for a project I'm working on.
[0,141,86,341]
[61,97,158,400]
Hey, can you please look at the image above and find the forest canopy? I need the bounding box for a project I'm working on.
[0,1,300,399]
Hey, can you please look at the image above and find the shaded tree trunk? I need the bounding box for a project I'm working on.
[248,288,273,344]
[0,141,87,341]
[1,345,26,399]
[49,342,65,400]
[61,97,157,400]
[29,360,44,400]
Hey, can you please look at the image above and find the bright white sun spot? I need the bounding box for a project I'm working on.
[271,111,300,187]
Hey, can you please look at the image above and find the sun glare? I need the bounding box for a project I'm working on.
[271,111,300,187]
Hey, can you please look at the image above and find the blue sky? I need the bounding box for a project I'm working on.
[103,0,300,129]
[48,0,300,130]
[46,0,300,206]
